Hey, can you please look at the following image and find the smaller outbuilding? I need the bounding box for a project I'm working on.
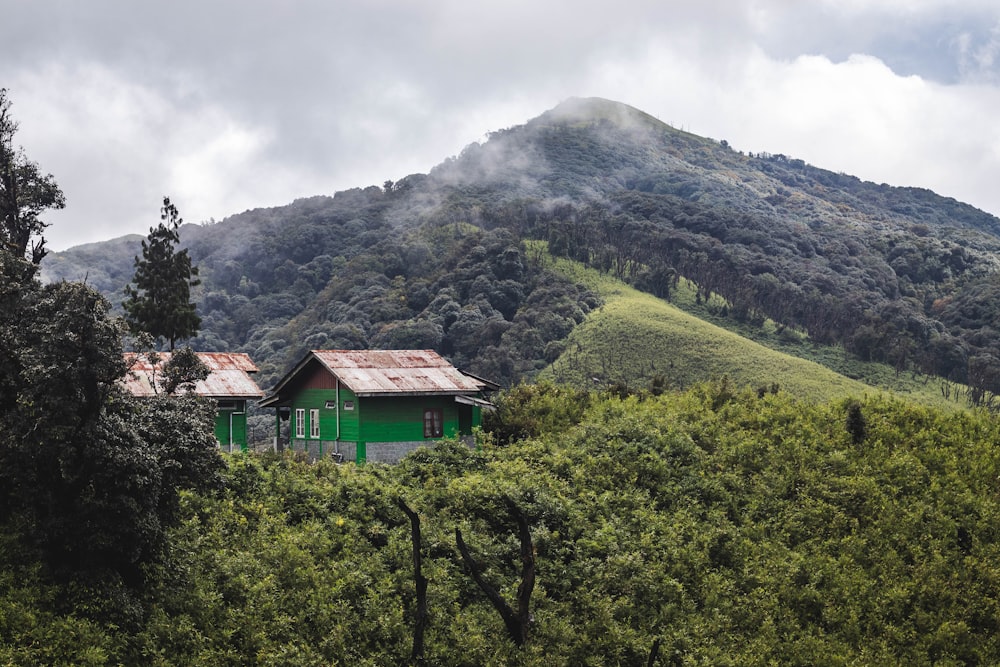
[260,349,497,463]
[124,352,264,452]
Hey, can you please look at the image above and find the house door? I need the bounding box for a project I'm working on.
[458,404,473,435]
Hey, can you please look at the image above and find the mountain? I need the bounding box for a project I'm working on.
[41,97,1000,402]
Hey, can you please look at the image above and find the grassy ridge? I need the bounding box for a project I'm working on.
[533,244,961,408]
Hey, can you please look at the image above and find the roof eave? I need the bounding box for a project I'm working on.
[353,390,484,398]
[258,394,283,408]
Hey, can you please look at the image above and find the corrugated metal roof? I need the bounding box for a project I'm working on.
[123,352,264,399]
[312,349,486,396]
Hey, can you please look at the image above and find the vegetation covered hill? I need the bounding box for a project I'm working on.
[535,246,959,409]
[6,387,1000,664]
[41,97,1000,404]
[17,93,1000,664]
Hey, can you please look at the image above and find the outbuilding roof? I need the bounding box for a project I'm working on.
[261,349,491,406]
[123,351,264,399]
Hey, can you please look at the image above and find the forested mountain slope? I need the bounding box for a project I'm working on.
[41,97,1000,398]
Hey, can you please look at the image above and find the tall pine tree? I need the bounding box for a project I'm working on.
[124,197,201,349]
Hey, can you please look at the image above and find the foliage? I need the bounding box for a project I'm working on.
[8,382,1000,664]
[161,345,211,395]
[0,250,223,624]
[0,88,65,268]
[16,92,1000,664]
[484,380,591,445]
[181,219,599,388]
[43,98,1000,403]
[537,245,965,409]
[123,197,201,350]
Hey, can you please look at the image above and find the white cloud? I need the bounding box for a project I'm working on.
[168,119,273,223]
[4,1,1000,250]
[584,40,1000,217]
[728,52,1000,217]
[10,63,175,247]
[954,21,1000,83]
[9,61,294,246]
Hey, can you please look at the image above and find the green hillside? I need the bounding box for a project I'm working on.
[537,247,960,408]
[12,88,1000,666]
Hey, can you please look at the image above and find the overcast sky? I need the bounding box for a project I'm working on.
[3,0,1000,251]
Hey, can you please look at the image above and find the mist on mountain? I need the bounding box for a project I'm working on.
[41,97,1000,401]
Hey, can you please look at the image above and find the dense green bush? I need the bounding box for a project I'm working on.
[6,383,1000,664]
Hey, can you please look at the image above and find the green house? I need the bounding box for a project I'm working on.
[124,352,264,452]
[259,350,496,463]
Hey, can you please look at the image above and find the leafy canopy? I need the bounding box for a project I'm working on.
[0,122,222,624]
[0,88,65,269]
[0,249,223,617]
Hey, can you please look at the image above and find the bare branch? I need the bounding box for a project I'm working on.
[397,498,429,663]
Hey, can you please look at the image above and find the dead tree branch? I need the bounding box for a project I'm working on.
[454,498,535,648]
[397,498,428,663]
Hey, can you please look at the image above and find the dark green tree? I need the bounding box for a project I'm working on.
[0,251,223,620]
[123,196,201,349]
[0,88,65,269]
[845,399,867,445]
[161,345,210,395]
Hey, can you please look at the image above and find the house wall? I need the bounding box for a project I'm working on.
[364,437,476,464]
[359,395,459,442]
[214,399,248,452]
[284,391,478,464]
[287,386,360,457]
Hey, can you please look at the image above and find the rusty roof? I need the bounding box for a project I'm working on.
[123,352,264,399]
[312,350,486,396]
[261,350,488,406]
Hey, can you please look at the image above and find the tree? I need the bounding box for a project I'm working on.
[0,88,65,268]
[123,197,201,349]
[845,399,867,445]
[0,250,221,579]
[397,498,429,662]
[455,498,536,648]
[0,251,223,621]
[161,346,210,395]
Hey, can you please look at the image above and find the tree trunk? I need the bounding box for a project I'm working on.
[397,498,428,662]
[454,498,535,648]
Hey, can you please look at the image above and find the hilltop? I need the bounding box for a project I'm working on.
[41,97,1000,404]
[17,97,1000,662]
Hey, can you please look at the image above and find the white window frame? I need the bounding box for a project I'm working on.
[310,408,320,439]
[295,408,305,439]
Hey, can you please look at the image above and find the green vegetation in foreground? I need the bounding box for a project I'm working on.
[5,385,1000,664]
[532,243,964,409]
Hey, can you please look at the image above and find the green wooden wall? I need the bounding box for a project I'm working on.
[359,395,460,442]
[215,401,248,452]
[287,387,359,444]
[285,388,481,463]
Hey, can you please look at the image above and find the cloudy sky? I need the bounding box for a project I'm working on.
[3,0,1000,251]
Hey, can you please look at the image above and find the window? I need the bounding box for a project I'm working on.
[310,408,320,438]
[423,408,443,438]
[295,408,305,438]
